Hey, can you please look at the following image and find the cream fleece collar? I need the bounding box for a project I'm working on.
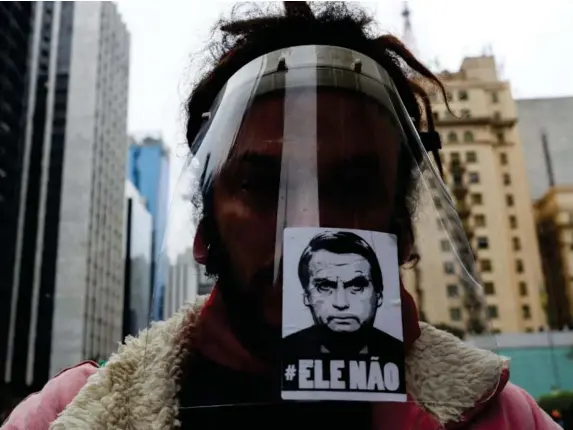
[51,297,508,429]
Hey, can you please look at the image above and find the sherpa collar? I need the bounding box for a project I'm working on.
[51,298,509,429]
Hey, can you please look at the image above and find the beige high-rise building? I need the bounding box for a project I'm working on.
[403,56,547,334]
[534,186,573,329]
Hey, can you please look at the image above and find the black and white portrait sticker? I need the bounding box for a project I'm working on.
[281,227,406,402]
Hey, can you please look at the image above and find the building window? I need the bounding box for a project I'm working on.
[450,152,460,162]
[503,173,511,185]
[471,193,483,205]
[487,305,499,319]
[491,92,499,103]
[447,284,459,298]
[448,172,459,186]
[477,236,489,249]
[450,307,462,321]
[448,132,458,143]
[481,259,492,272]
[462,131,474,143]
[500,152,508,165]
[519,282,528,297]
[466,151,477,163]
[522,305,531,320]
[493,111,501,120]
[433,111,439,121]
[459,90,469,101]
[475,214,486,227]
[509,215,518,229]
[506,194,514,207]
[469,172,480,184]
[446,91,453,101]
[461,109,471,118]
[512,237,521,251]
[433,197,443,210]
[441,239,450,252]
[496,132,504,144]
[516,259,524,273]
[444,262,455,274]
[484,282,495,295]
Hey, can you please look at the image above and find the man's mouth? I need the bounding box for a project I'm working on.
[328,316,359,324]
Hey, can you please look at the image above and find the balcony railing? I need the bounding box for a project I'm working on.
[435,115,517,128]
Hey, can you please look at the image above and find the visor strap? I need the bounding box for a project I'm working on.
[419,131,442,152]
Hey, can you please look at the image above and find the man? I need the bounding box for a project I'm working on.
[3,3,561,429]
[284,231,403,362]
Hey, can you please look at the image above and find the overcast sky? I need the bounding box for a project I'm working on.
[116,0,573,258]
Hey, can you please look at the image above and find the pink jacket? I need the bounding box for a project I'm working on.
[1,300,564,429]
[2,362,98,430]
[2,363,562,430]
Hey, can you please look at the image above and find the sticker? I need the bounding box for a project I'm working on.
[281,227,406,402]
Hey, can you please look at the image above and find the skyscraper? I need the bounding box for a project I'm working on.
[123,181,153,338]
[406,56,547,334]
[0,2,35,384]
[3,2,130,392]
[127,137,170,321]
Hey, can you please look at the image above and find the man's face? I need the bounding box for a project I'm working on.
[303,250,382,333]
[211,91,402,327]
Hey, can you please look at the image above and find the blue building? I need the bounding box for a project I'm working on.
[470,330,573,399]
[127,137,170,321]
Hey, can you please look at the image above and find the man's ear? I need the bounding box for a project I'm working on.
[376,291,384,308]
[193,220,209,265]
[303,291,311,307]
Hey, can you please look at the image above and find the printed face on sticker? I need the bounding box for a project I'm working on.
[299,231,384,333]
[211,89,404,327]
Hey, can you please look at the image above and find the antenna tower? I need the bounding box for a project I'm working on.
[401,1,419,59]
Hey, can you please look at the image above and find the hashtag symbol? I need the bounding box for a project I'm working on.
[284,364,297,381]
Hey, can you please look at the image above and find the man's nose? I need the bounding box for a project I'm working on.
[333,284,350,310]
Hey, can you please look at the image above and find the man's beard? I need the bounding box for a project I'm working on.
[214,246,282,367]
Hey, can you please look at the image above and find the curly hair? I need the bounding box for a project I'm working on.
[185,2,449,275]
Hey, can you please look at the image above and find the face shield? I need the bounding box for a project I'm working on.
[148,45,498,412]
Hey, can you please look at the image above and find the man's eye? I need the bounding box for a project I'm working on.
[349,285,366,293]
[347,279,369,293]
[315,283,335,293]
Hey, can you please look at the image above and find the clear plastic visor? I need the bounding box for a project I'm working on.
[147,45,498,416]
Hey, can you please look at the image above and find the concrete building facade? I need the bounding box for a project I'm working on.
[405,56,547,334]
